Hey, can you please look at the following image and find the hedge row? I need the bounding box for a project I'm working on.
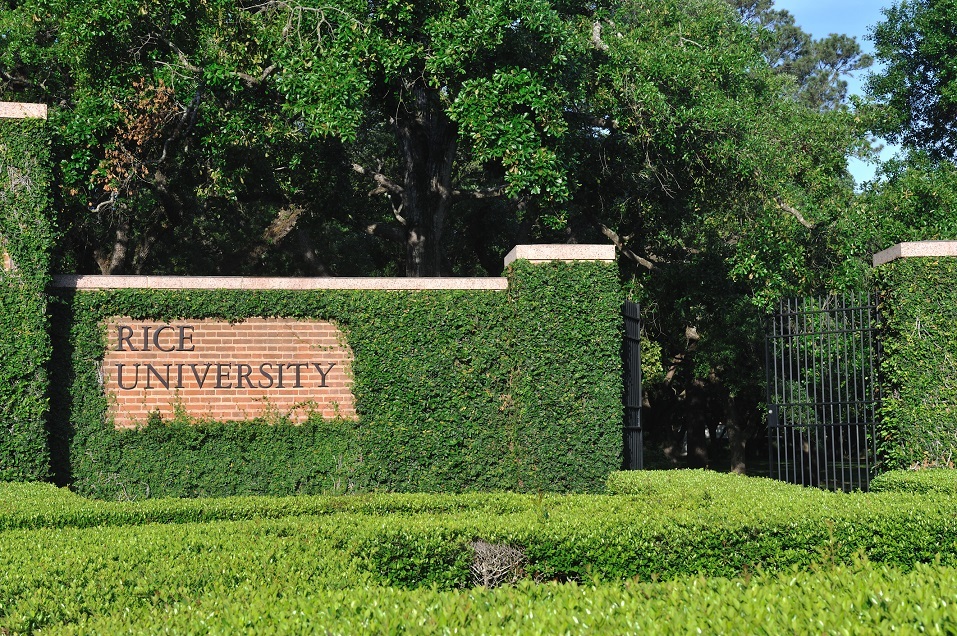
[877,257,957,470]
[49,260,622,496]
[870,468,957,495]
[7,559,957,634]
[0,482,533,532]
[4,472,957,590]
[0,118,53,481]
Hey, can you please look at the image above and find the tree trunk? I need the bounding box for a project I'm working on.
[727,395,748,474]
[93,216,130,275]
[395,84,457,277]
[685,378,710,468]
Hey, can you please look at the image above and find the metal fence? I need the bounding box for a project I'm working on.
[765,292,880,491]
[623,301,643,470]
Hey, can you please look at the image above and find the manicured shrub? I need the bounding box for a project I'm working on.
[0,119,53,482]
[4,471,957,594]
[5,548,957,634]
[870,468,957,494]
[876,257,957,469]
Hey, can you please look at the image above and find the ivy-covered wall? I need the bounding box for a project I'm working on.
[48,259,623,497]
[876,257,957,470]
[0,118,54,482]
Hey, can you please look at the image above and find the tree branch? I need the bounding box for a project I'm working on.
[451,185,507,201]
[154,31,275,88]
[777,199,814,228]
[350,163,403,196]
[247,204,304,265]
[364,221,405,243]
[235,64,277,88]
[599,223,655,271]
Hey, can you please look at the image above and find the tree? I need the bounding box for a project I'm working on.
[264,0,595,276]
[0,0,395,276]
[832,153,957,281]
[867,0,957,159]
[823,0,957,290]
[560,0,863,471]
[732,0,873,110]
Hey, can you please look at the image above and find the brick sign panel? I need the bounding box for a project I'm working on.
[102,318,355,429]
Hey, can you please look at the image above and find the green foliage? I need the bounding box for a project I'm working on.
[0,482,532,532]
[576,0,865,471]
[870,469,957,495]
[0,0,869,284]
[8,561,957,634]
[508,261,622,491]
[876,258,957,469]
[825,153,957,290]
[10,471,957,587]
[867,0,957,159]
[0,119,53,482]
[273,0,583,200]
[733,0,873,110]
[5,474,957,633]
[1,0,393,278]
[49,260,621,496]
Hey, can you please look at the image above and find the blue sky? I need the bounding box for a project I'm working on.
[771,0,898,184]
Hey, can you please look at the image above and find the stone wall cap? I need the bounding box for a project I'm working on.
[873,241,957,266]
[51,275,509,291]
[503,244,616,268]
[0,102,47,120]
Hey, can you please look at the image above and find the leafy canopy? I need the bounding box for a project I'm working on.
[867,0,957,159]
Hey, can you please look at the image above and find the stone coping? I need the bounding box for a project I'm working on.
[52,275,509,291]
[0,102,47,120]
[504,244,615,267]
[873,241,957,266]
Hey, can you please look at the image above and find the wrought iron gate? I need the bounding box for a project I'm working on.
[766,293,880,491]
[623,301,643,469]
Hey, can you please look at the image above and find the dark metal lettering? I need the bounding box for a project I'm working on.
[258,363,274,389]
[116,325,134,351]
[215,363,231,389]
[152,325,175,352]
[115,363,140,389]
[178,326,194,351]
[145,364,171,390]
[236,364,253,389]
[312,362,336,387]
[189,363,213,388]
[289,363,305,388]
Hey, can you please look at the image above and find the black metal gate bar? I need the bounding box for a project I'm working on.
[766,293,879,491]
[623,301,643,470]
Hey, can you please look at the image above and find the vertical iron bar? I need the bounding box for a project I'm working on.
[789,297,799,484]
[764,304,777,479]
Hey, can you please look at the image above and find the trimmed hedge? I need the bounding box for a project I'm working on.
[870,468,957,495]
[12,563,957,635]
[5,474,957,632]
[877,257,957,470]
[5,471,957,587]
[508,262,622,491]
[0,482,533,532]
[49,260,622,496]
[0,118,53,482]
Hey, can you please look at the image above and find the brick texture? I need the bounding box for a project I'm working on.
[102,318,355,428]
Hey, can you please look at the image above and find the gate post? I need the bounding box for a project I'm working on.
[503,245,621,491]
[873,241,957,470]
[0,102,53,481]
[622,300,643,470]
